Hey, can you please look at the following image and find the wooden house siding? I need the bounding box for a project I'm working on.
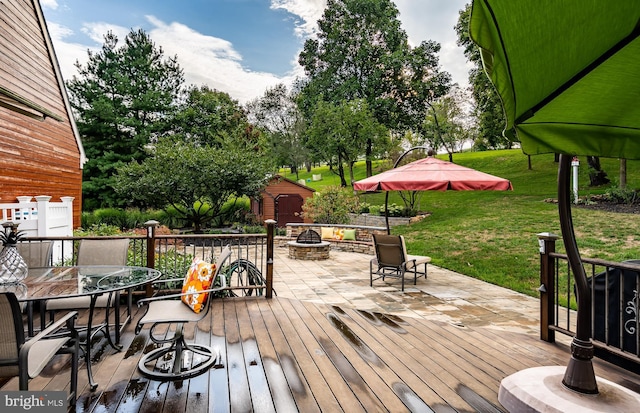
[0,0,83,227]
[252,176,315,226]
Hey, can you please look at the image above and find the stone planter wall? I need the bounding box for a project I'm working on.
[280,223,388,255]
[347,213,411,228]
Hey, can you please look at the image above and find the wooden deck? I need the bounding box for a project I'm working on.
[4,296,640,412]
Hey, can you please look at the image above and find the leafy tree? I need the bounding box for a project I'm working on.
[67,29,184,209]
[455,3,511,150]
[298,0,451,176]
[307,99,389,187]
[114,85,274,231]
[245,84,309,178]
[172,85,249,147]
[422,86,474,161]
[114,137,272,232]
[301,186,359,224]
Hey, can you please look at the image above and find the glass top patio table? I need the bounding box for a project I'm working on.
[4,265,161,391]
[16,265,162,301]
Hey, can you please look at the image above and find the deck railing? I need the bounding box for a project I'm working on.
[538,233,640,371]
[17,219,275,299]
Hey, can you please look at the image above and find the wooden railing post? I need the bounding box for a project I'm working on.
[538,232,560,342]
[265,219,276,299]
[145,220,159,297]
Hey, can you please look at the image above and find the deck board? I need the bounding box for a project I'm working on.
[4,296,640,412]
[334,307,466,411]
[256,298,329,412]
[273,296,364,412]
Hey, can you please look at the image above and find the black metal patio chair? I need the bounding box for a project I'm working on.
[370,233,430,291]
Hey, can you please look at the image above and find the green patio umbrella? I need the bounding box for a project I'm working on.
[470,0,640,159]
[470,0,640,396]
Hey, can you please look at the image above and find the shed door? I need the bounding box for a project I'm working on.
[276,194,303,227]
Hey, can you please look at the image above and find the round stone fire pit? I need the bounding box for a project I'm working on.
[287,240,331,260]
[287,229,330,260]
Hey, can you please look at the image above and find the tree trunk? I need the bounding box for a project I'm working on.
[366,138,373,177]
[348,161,356,188]
[620,158,627,189]
[587,156,610,186]
[337,155,347,187]
[528,155,532,170]
[448,151,453,163]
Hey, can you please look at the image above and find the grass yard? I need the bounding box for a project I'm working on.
[282,150,640,298]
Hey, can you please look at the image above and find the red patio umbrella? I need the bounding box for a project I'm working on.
[353,157,513,192]
[353,156,512,233]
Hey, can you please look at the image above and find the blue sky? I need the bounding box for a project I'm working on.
[41,0,471,103]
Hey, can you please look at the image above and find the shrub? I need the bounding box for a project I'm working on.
[358,202,371,213]
[82,208,165,230]
[366,203,407,217]
[74,223,123,236]
[241,225,267,234]
[158,206,188,229]
[302,186,359,224]
[212,197,251,227]
[605,185,638,204]
[384,203,407,217]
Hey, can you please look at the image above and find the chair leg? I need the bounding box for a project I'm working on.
[70,338,78,407]
[18,369,28,391]
[62,335,79,407]
[369,261,374,286]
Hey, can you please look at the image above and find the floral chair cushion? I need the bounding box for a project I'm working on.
[181,258,217,313]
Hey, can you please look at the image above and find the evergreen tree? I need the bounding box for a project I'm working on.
[67,29,184,209]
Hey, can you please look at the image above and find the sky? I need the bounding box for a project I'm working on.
[40,0,472,104]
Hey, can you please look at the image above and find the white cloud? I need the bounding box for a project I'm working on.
[40,0,58,10]
[145,16,289,103]
[270,0,326,38]
[46,22,96,81]
[80,22,131,45]
[48,15,290,103]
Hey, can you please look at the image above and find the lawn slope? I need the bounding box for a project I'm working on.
[283,150,640,297]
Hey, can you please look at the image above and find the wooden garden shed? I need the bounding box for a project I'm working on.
[0,0,85,228]
[251,175,315,227]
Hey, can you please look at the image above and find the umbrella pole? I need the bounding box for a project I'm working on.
[385,146,429,235]
[385,191,390,234]
[557,154,598,394]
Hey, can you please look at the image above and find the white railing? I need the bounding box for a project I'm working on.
[1,196,75,263]
[0,195,74,237]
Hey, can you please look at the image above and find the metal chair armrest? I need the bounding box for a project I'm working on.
[137,286,228,307]
[19,311,78,361]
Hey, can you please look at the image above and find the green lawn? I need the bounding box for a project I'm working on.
[282,150,640,298]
